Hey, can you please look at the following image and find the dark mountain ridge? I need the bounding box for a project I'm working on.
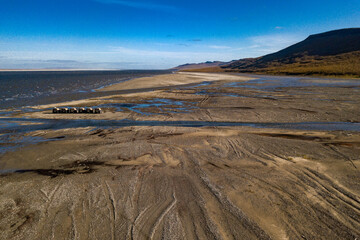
[263,28,360,60]
[177,28,360,77]
[217,28,360,77]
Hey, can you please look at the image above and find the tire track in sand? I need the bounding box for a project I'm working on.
[101,180,116,240]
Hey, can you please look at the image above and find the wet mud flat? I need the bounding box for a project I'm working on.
[0,72,360,239]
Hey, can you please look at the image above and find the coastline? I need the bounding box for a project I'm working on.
[16,72,360,123]
[0,69,170,110]
[0,71,359,239]
[182,67,360,79]
[0,69,123,72]
[96,72,255,91]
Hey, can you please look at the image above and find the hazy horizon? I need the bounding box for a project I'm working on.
[1,0,359,70]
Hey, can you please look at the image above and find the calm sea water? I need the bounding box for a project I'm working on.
[0,70,170,109]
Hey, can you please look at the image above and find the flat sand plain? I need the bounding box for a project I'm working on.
[1,72,360,239]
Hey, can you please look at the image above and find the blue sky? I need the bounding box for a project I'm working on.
[0,0,359,69]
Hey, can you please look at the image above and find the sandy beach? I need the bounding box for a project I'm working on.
[1,72,360,239]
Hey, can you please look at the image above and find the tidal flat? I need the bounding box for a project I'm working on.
[0,72,359,239]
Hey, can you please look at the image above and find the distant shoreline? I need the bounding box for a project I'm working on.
[180,67,360,79]
[0,69,124,72]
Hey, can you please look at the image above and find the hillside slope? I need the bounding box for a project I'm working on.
[223,28,360,77]
[173,61,228,71]
[262,28,360,62]
[181,28,360,78]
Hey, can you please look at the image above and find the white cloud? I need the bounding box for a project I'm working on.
[247,34,302,53]
[0,33,306,69]
[110,46,188,58]
[109,46,237,61]
[227,33,304,59]
[0,45,242,69]
[92,0,177,12]
[0,57,142,70]
[208,45,231,49]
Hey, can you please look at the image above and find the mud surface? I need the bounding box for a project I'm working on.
[0,72,359,239]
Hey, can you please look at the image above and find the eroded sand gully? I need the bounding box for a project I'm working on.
[0,73,360,239]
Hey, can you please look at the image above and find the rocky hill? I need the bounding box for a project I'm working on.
[180,28,360,78]
[172,61,228,71]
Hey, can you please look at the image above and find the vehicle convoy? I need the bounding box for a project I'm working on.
[53,107,102,114]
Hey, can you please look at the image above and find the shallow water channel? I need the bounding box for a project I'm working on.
[1,73,359,157]
[0,117,359,157]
